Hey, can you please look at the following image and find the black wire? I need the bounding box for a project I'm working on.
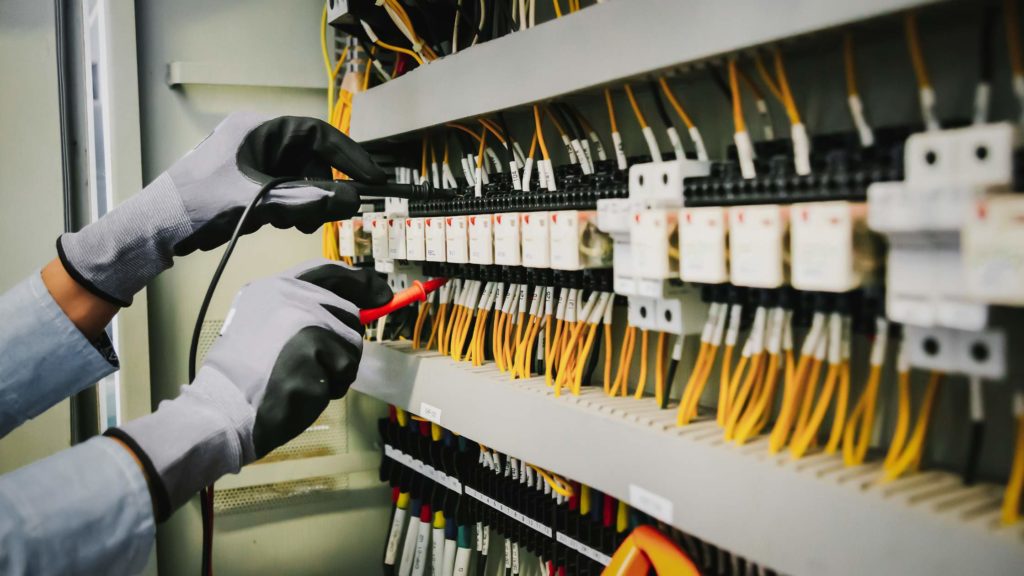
[648,79,677,158]
[708,67,733,103]
[964,420,986,485]
[188,176,302,576]
[560,102,587,142]
[664,358,680,410]
[964,381,986,485]
[980,5,996,85]
[552,103,581,141]
[582,332,601,386]
[497,111,519,164]
[568,104,607,155]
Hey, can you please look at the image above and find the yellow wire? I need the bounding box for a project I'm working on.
[725,353,764,440]
[374,37,424,65]
[572,322,601,395]
[412,302,428,348]
[678,342,709,426]
[604,88,619,133]
[772,47,802,125]
[603,323,613,394]
[530,465,574,497]
[843,32,860,98]
[658,77,696,130]
[734,352,781,443]
[1002,403,1024,524]
[904,11,932,89]
[478,118,508,145]
[546,316,563,386]
[610,326,635,396]
[361,48,374,91]
[552,0,563,18]
[421,135,429,179]
[521,316,543,377]
[753,52,785,103]
[654,332,668,407]
[789,363,838,458]
[493,310,507,371]
[683,344,719,424]
[717,345,736,425]
[633,330,650,398]
[883,368,913,470]
[728,59,747,133]
[446,122,485,144]
[795,358,824,440]
[737,66,767,103]
[768,352,813,453]
[884,372,942,480]
[320,5,333,118]
[476,126,488,169]
[623,83,649,129]
[427,304,445,351]
[533,106,551,162]
[824,361,851,454]
[842,364,883,466]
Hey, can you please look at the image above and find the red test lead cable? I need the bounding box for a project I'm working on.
[361,277,448,325]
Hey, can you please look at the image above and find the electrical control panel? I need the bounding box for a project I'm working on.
[311,3,1024,575]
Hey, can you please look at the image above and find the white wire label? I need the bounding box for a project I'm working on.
[555,532,612,566]
[628,484,673,524]
[419,402,442,425]
[384,444,463,494]
[464,486,553,537]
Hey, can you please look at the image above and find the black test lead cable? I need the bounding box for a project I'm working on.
[188,175,452,576]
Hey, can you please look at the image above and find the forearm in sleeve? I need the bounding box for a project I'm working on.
[0,436,155,575]
[0,271,118,438]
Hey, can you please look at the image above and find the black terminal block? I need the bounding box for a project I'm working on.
[683,127,911,207]
[407,164,628,217]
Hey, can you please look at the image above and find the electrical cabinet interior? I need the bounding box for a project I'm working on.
[313,1,1024,575]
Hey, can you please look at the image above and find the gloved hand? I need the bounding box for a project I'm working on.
[104,259,392,521]
[58,113,385,306]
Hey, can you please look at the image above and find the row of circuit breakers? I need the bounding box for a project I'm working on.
[340,123,1024,383]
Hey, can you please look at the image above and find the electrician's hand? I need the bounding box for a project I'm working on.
[104,259,392,521]
[57,113,385,306]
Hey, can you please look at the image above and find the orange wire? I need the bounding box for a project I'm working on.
[604,88,619,132]
[1008,0,1024,75]
[772,47,801,125]
[478,118,508,145]
[728,59,747,133]
[658,78,696,129]
[446,122,485,143]
[533,105,551,161]
[904,11,932,89]
[623,83,648,129]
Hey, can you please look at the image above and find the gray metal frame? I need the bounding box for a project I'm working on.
[355,342,1024,576]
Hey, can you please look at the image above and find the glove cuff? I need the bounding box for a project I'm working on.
[58,173,192,306]
[107,366,256,520]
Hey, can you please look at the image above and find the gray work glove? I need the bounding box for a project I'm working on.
[104,259,392,521]
[58,113,385,306]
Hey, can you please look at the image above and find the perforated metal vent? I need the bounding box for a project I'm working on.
[198,320,351,513]
[215,475,350,513]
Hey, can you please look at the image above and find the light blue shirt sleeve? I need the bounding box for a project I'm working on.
[0,270,119,437]
[0,272,155,573]
[0,436,156,575]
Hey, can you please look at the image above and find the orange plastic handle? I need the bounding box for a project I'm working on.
[603,525,701,576]
[359,277,447,325]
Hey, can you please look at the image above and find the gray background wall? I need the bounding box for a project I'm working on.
[0,0,74,473]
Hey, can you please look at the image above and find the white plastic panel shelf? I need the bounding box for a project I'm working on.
[348,0,944,142]
[353,341,1024,576]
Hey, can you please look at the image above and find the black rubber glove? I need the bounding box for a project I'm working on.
[106,260,393,520]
